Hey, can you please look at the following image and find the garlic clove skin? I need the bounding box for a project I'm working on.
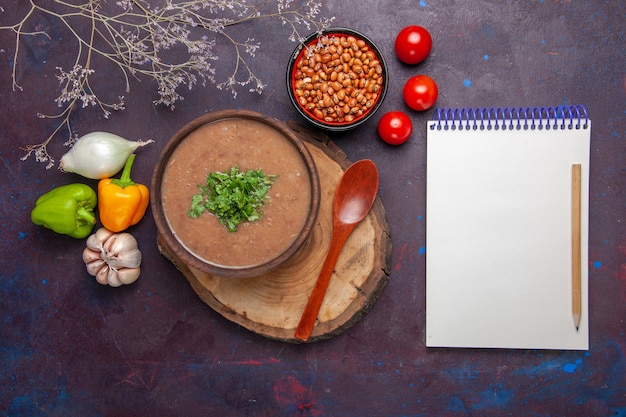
[105,267,123,287]
[101,233,142,269]
[59,131,154,179]
[85,257,107,277]
[82,247,103,264]
[117,268,141,285]
[87,227,114,251]
[83,227,142,287]
[95,265,112,286]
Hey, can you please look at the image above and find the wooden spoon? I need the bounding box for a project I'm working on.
[295,159,379,341]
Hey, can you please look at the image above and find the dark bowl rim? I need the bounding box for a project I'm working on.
[150,109,321,279]
[286,27,389,132]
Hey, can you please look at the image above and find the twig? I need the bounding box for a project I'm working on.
[0,0,333,167]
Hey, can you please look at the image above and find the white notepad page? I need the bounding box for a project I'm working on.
[425,109,590,350]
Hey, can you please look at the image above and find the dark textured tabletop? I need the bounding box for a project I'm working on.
[1,1,624,416]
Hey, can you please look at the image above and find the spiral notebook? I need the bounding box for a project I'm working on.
[425,105,590,350]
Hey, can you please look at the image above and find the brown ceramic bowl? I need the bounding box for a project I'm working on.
[287,28,389,131]
[151,110,321,278]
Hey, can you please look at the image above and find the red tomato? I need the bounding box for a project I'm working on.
[395,26,432,65]
[403,75,438,111]
[377,111,412,145]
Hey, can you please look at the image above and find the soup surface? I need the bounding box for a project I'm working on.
[161,118,312,267]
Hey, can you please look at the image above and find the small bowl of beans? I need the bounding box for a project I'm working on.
[287,28,388,131]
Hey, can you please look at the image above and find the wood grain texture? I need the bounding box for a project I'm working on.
[157,123,392,343]
[295,159,379,341]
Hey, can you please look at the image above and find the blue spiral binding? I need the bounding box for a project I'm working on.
[430,105,589,131]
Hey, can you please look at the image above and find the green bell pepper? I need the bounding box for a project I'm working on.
[31,183,97,239]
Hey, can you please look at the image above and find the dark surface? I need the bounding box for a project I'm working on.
[1,1,624,416]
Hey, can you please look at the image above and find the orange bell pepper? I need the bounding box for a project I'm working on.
[98,154,149,232]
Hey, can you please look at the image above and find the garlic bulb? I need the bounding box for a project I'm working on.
[83,227,142,287]
[60,131,154,179]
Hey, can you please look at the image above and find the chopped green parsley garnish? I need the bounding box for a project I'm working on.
[188,166,276,232]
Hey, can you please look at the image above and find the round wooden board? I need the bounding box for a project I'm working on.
[157,123,392,343]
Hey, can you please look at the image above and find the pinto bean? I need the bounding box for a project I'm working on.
[293,34,384,124]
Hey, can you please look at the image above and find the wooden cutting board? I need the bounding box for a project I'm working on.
[157,123,391,343]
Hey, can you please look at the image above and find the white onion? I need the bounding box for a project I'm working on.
[59,131,154,179]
